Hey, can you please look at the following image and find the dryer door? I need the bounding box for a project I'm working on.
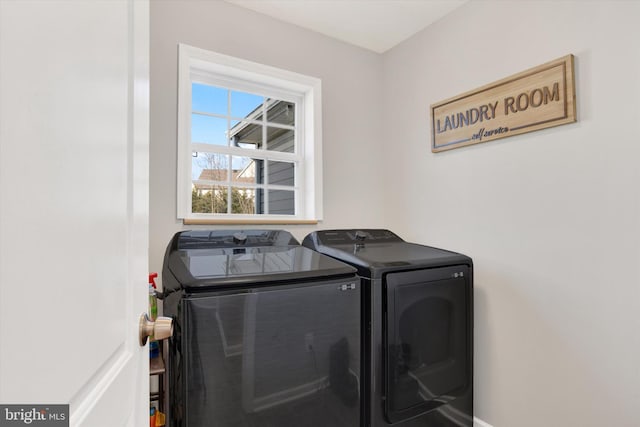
[383,265,471,424]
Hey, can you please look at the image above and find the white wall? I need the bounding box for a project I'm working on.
[151,1,640,425]
[150,1,386,278]
[382,1,640,426]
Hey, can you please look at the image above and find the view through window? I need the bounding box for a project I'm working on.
[191,84,297,215]
[177,45,322,223]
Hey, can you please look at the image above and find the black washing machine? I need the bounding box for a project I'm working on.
[303,229,473,426]
[162,230,362,427]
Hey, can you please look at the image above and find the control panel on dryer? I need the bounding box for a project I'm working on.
[313,229,404,245]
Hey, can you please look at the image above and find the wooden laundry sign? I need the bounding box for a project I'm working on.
[431,55,576,152]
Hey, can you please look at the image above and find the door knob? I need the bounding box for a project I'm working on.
[139,314,173,346]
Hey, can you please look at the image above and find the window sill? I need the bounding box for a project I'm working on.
[183,218,318,225]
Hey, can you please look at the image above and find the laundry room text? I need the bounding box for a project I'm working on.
[431,55,576,152]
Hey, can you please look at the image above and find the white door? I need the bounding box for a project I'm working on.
[0,1,149,426]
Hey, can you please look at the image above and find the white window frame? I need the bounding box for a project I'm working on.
[177,44,323,223]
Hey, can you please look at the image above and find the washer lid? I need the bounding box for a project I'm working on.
[302,229,471,277]
[165,230,356,290]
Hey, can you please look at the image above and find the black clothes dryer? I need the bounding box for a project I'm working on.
[162,230,362,427]
[303,229,473,426]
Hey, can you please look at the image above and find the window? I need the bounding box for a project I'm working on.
[177,44,322,223]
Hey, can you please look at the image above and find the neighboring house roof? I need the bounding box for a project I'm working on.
[229,100,294,147]
[197,169,231,182]
[193,166,256,192]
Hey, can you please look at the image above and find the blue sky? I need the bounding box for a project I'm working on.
[191,83,264,179]
[191,82,263,142]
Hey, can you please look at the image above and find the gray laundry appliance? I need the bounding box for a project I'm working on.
[303,229,473,426]
[162,230,362,427]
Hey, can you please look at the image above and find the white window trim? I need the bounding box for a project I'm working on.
[177,43,323,222]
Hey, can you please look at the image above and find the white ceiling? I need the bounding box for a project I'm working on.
[223,0,468,53]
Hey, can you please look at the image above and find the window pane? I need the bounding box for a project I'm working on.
[192,152,229,182]
[231,90,263,120]
[232,156,258,185]
[267,190,295,215]
[192,83,227,115]
[266,99,295,126]
[192,184,228,214]
[179,47,320,221]
[266,127,294,153]
[231,187,256,214]
[266,160,294,187]
[192,114,228,146]
[229,121,261,148]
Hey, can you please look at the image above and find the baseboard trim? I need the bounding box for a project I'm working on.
[474,417,494,427]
